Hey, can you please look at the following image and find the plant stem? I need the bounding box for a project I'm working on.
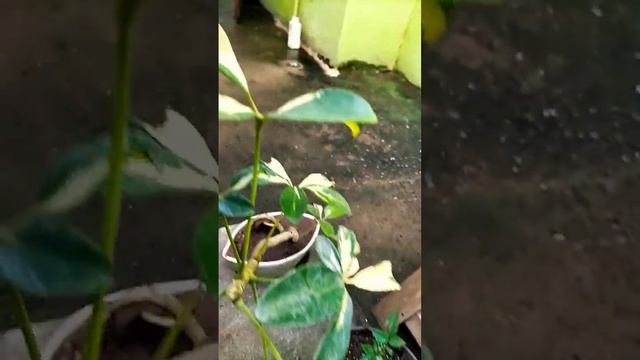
[223,216,241,264]
[261,336,269,360]
[83,2,138,359]
[253,276,276,284]
[251,281,259,302]
[240,119,264,272]
[150,292,200,360]
[9,286,41,360]
[235,300,283,360]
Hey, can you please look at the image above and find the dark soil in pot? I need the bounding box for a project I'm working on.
[346,328,416,360]
[228,215,317,262]
[52,290,217,360]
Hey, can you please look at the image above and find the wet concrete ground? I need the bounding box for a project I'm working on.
[0,0,216,329]
[424,0,640,359]
[218,1,421,358]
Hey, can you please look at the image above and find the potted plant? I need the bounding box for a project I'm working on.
[218,24,404,359]
[348,312,418,360]
[1,1,220,359]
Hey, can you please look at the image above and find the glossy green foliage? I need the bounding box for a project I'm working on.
[268,88,377,125]
[218,192,254,218]
[218,25,378,136]
[279,186,307,222]
[39,111,218,214]
[218,25,251,95]
[193,207,218,294]
[314,235,342,273]
[219,94,254,121]
[360,312,406,360]
[255,263,344,326]
[0,219,111,296]
[313,291,353,360]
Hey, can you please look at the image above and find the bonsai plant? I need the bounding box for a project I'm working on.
[218,24,403,359]
[1,1,220,359]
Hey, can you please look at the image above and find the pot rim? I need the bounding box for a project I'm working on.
[222,211,320,267]
[41,279,200,360]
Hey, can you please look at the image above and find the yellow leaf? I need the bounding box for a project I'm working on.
[344,121,360,137]
[345,261,401,292]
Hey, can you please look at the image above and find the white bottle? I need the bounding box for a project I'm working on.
[287,16,302,50]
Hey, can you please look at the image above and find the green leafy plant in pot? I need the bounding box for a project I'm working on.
[219,24,402,359]
[0,2,221,359]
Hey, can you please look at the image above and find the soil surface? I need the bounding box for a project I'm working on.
[229,215,317,262]
[0,0,216,330]
[424,0,640,359]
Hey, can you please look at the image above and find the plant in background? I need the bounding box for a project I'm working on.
[360,312,405,360]
[0,1,220,359]
[219,24,401,360]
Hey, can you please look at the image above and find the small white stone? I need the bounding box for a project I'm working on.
[553,233,566,242]
[591,6,603,17]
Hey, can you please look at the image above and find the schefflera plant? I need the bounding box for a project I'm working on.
[219,24,401,360]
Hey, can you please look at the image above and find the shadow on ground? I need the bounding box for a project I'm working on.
[424,0,640,359]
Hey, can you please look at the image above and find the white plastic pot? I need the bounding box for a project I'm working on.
[222,211,320,278]
[40,280,209,360]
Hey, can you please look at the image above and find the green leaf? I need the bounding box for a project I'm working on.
[299,173,334,189]
[306,203,323,219]
[314,235,341,273]
[139,109,218,178]
[219,192,254,218]
[371,328,389,344]
[124,158,218,195]
[337,226,360,277]
[345,260,401,292]
[193,207,218,294]
[218,24,250,94]
[279,186,307,223]
[255,263,345,326]
[262,158,292,186]
[306,187,351,219]
[387,312,400,334]
[0,219,111,296]
[320,220,336,238]
[268,88,377,126]
[38,136,110,213]
[313,291,353,360]
[388,334,406,349]
[219,94,255,121]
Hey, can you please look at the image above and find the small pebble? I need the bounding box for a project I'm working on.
[553,233,566,242]
[591,6,603,17]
